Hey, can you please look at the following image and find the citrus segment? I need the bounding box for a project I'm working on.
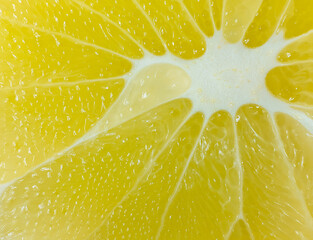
[236,104,313,239]
[266,63,313,109]
[243,0,289,48]
[210,0,223,30]
[0,99,192,239]
[228,220,252,240]
[223,0,263,43]
[0,19,132,88]
[136,0,206,59]
[1,0,313,239]
[90,63,191,134]
[71,0,166,56]
[0,0,143,58]
[183,0,214,37]
[158,111,240,240]
[278,32,313,62]
[283,0,313,38]
[91,113,204,239]
[276,113,313,217]
[0,80,124,183]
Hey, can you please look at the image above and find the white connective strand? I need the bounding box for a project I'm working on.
[1,29,309,198]
[132,31,294,122]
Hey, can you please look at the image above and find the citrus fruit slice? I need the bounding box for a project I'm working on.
[1,0,313,239]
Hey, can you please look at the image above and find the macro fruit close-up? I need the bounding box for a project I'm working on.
[1,0,313,239]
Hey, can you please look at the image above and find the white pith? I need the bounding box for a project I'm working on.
[1,31,313,197]
[129,31,313,130]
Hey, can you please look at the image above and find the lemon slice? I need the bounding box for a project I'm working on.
[1,0,313,239]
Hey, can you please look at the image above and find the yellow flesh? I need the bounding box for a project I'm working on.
[1,80,124,182]
[183,0,214,37]
[278,32,313,62]
[283,0,313,38]
[223,0,263,43]
[236,105,313,239]
[243,0,289,48]
[276,113,313,217]
[0,19,132,88]
[1,0,313,239]
[228,220,252,240]
[210,0,224,30]
[72,0,166,56]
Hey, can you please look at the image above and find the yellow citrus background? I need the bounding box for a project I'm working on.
[1,0,313,239]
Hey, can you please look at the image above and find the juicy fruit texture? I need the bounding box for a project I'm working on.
[0,0,144,58]
[283,0,313,38]
[73,0,166,55]
[97,112,205,240]
[237,105,313,239]
[243,0,289,47]
[223,0,263,43]
[0,20,132,88]
[276,113,313,217]
[135,0,207,59]
[1,80,124,182]
[183,0,214,37]
[1,0,313,240]
[210,0,223,30]
[266,63,313,119]
[158,111,240,240]
[0,99,193,239]
[228,220,252,240]
[90,63,191,134]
